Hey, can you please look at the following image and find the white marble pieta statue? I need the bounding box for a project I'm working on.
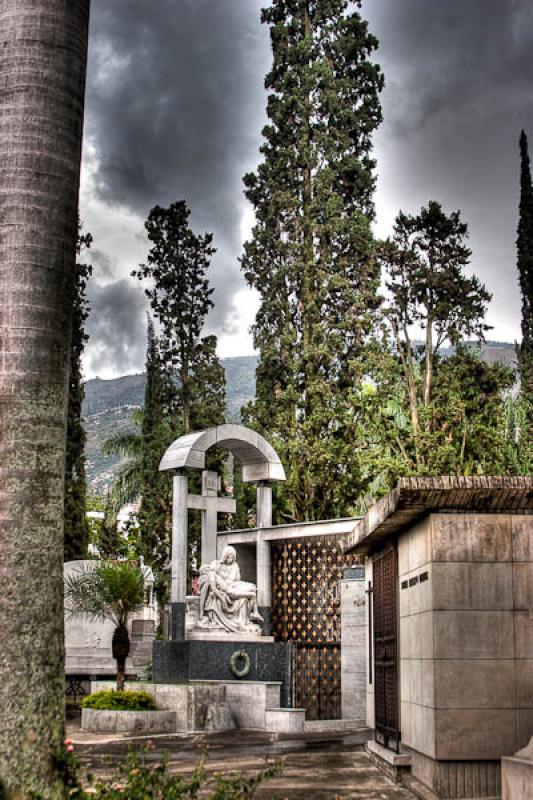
[196,545,264,635]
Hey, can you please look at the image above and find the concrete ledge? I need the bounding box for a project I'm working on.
[81,708,177,734]
[367,740,412,767]
[366,740,412,783]
[265,708,306,733]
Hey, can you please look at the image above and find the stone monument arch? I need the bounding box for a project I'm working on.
[159,423,286,639]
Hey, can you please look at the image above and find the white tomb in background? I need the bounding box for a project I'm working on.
[64,559,157,678]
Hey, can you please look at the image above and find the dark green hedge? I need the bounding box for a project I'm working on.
[81,689,157,711]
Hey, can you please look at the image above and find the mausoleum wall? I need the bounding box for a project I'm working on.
[388,512,533,782]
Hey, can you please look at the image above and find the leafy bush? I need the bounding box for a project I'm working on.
[81,689,157,711]
[55,743,281,799]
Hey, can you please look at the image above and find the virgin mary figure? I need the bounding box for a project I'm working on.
[197,546,264,634]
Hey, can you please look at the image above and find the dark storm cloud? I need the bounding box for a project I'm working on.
[85,0,270,333]
[362,0,533,334]
[85,280,147,378]
[90,249,116,280]
[83,0,527,379]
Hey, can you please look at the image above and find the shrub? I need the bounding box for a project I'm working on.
[81,689,157,711]
[54,743,281,799]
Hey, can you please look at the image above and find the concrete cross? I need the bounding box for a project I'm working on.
[187,470,236,565]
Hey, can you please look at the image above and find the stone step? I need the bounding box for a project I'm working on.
[265,707,306,733]
[66,659,115,670]
[304,718,367,733]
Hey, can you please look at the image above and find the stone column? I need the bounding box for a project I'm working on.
[256,484,272,634]
[201,470,219,566]
[170,473,188,640]
[340,566,367,721]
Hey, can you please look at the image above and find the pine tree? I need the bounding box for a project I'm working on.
[133,201,225,435]
[136,316,174,571]
[379,201,491,468]
[242,0,383,521]
[517,130,533,427]
[64,224,92,561]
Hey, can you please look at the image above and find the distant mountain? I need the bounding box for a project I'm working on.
[83,343,516,494]
[83,355,258,494]
[426,340,518,368]
[469,340,517,368]
[84,373,147,417]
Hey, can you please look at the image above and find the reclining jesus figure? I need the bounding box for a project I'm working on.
[197,545,264,634]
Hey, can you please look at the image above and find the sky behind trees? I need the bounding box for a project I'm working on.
[80,0,533,379]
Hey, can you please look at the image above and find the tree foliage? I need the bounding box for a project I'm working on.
[517,130,533,429]
[64,223,92,561]
[354,202,522,495]
[358,346,519,500]
[379,201,492,469]
[504,394,533,475]
[136,316,174,573]
[133,201,225,435]
[132,203,227,574]
[98,414,144,560]
[100,316,177,566]
[242,0,383,521]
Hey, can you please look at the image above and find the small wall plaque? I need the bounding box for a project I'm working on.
[343,566,365,581]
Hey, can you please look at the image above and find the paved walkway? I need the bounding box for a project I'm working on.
[70,726,417,799]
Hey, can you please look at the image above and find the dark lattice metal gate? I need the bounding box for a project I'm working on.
[373,545,399,750]
[271,536,355,721]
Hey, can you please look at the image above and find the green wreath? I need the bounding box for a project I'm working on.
[229,649,251,679]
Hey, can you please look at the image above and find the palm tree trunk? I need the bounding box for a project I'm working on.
[112,624,131,692]
[116,658,127,693]
[0,2,90,796]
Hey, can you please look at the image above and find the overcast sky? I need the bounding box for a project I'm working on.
[80,0,532,380]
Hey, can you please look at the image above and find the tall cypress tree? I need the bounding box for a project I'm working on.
[137,316,174,571]
[242,0,383,521]
[517,130,533,423]
[64,224,92,561]
[133,201,225,436]
[134,203,226,577]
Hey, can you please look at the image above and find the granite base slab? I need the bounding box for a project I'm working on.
[186,631,274,642]
[153,639,294,707]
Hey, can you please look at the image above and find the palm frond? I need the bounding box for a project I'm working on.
[65,564,118,625]
[102,431,143,458]
[106,462,143,514]
[65,562,145,628]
